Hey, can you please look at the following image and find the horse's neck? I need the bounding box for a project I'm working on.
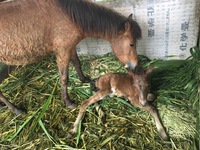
[83,32,114,43]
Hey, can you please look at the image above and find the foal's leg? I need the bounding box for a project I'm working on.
[71,90,109,135]
[129,99,169,140]
[94,103,106,124]
[56,48,77,109]
[139,104,169,140]
[70,49,90,83]
[0,92,23,115]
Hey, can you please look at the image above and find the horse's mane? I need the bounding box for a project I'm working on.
[58,0,141,41]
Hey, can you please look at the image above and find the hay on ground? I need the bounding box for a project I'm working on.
[0,51,198,150]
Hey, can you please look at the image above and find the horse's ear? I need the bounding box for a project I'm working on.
[124,14,133,31]
[128,14,133,20]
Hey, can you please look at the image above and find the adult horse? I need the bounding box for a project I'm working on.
[0,0,142,114]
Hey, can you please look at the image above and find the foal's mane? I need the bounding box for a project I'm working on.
[58,0,141,41]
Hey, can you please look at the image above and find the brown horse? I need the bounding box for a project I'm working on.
[0,0,141,114]
[71,66,169,141]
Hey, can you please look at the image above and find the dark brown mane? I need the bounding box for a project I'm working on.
[58,0,141,41]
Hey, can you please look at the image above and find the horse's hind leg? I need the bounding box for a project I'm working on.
[0,92,24,115]
[0,65,16,83]
[0,65,23,115]
[70,48,90,83]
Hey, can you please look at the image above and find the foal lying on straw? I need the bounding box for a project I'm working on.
[71,66,169,140]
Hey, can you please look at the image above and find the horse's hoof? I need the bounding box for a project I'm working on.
[80,76,91,83]
[66,102,77,109]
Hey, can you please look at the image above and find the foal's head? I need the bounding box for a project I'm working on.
[111,14,142,70]
[132,66,153,106]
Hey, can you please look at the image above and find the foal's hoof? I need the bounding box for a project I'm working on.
[13,108,26,116]
[67,133,73,139]
[66,102,77,109]
[67,131,76,138]
[147,93,156,101]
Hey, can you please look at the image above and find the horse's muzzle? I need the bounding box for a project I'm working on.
[125,62,137,70]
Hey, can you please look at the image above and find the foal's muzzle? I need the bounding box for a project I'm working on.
[139,99,148,107]
[141,101,148,107]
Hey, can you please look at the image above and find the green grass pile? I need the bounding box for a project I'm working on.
[0,47,199,149]
[149,46,200,149]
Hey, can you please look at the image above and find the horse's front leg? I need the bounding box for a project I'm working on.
[56,49,77,109]
[70,48,90,83]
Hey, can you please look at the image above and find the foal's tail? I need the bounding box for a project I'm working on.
[94,74,107,89]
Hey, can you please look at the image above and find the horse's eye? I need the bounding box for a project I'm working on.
[130,44,134,47]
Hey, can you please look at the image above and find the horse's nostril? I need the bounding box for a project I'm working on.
[125,62,137,70]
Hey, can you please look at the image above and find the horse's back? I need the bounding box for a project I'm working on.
[0,0,79,65]
[0,0,51,65]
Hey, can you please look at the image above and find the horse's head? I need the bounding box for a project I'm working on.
[111,14,141,70]
[131,66,153,107]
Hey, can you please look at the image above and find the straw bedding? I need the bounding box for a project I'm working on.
[0,47,199,149]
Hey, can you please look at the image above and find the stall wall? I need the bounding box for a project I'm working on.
[77,0,200,60]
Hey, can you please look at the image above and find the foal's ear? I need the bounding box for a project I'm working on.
[124,14,133,31]
[145,66,154,76]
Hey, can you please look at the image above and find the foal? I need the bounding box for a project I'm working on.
[71,66,169,140]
